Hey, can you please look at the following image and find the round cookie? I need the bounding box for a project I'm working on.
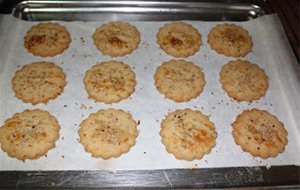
[156,22,202,58]
[208,23,252,57]
[154,59,205,102]
[0,109,60,160]
[83,61,136,104]
[92,21,140,57]
[160,109,217,161]
[219,59,269,102]
[24,22,71,57]
[78,108,138,159]
[232,109,288,159]
[12,62,66,105]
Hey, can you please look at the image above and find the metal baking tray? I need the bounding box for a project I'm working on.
[1,0,299,189]
[13,0,265,21]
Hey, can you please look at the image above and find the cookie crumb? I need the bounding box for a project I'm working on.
[80,37,85,43]
[80,104,87,109]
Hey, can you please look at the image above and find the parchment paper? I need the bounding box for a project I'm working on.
[0,14,299,171]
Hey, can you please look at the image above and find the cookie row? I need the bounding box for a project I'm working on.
[24,22,252,58]
[0,108,287,161]
[11,59,269,105]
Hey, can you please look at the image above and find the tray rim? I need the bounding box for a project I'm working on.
[1,165,300,188]
[12,0,266,21]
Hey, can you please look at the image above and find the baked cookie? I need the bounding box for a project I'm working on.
[84,61,136,104]
[219,59,268,102]
[12,62,66,105]
[24,22,71,57]
[208,23,252,57]
[0,109,60,160]
[156,22,202,57]
[92,21,140,57]
[78,108,138,159]
[232,109,288,159]
[154,59,205,102]
[160,109,217,161]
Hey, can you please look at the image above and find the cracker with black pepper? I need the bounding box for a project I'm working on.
[156,22,202,57]
[12,62,66,105]
[154,59,205,102]
[78,108,138,159]
[83,61,136,104]
[160,109,217,161]
[0,109,60,160]
[232,109,288,159]
[208,23,252,57]
[24,22,71,57]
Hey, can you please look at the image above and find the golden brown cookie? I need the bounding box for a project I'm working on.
[78,108,138,159]
[232,109,288,159]
[160,109,217,161]
[83,61,136,104]
[219,59,269,102]
[0,109,60,160]
[154,59,205,102]
[12,62,66,105]
[156,22,202,57]
[24,22,71,57]
[92,21,140,57]
[208,23,252,57]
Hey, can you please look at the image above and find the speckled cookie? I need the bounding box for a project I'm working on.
[219,59,269,102]
[232,109,288,159]
[12,62,66,105]
[92,21,140,57]
[154,59,205,102]
[0,109,60,160]
[160,109,217,161]
[24,22,71,57]
[156,22,202,57]
[78,108,138,159]
[208,23,252,57]
[83,61,136,104]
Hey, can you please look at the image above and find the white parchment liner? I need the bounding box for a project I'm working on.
[0,14,299,170]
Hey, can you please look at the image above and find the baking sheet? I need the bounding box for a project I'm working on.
[0,14,299,171]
